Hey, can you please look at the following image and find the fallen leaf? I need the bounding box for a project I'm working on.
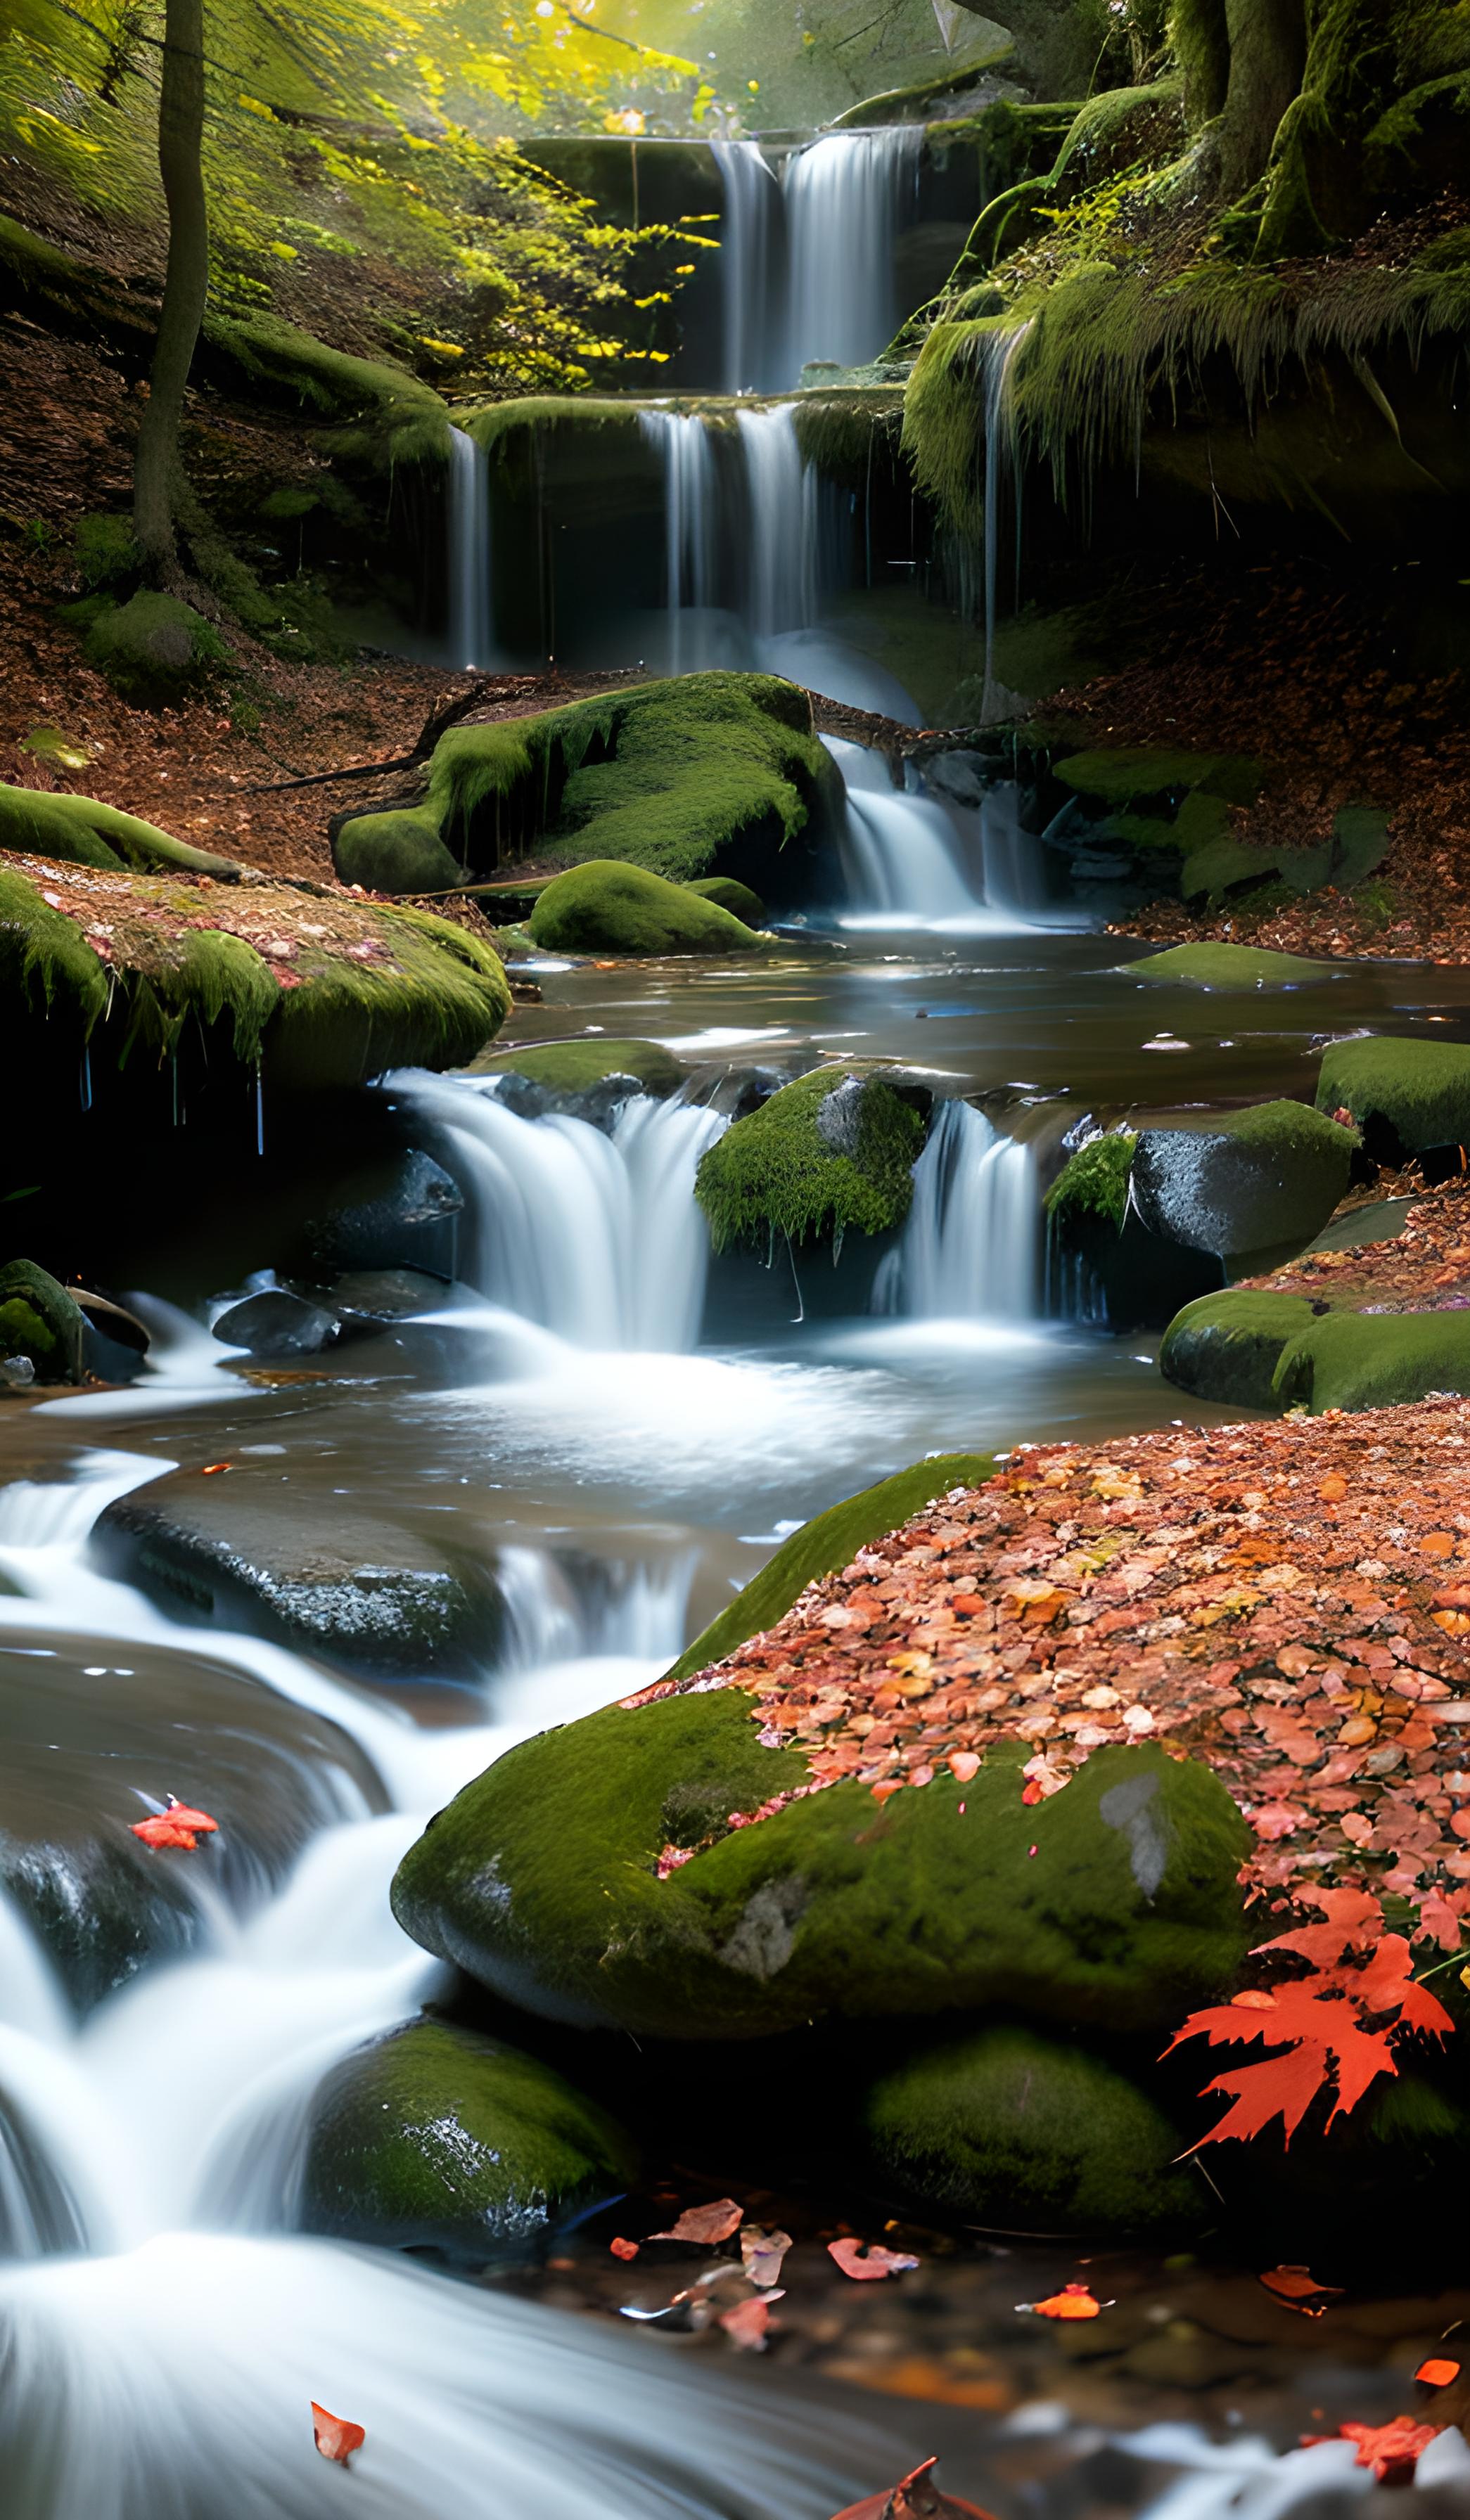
[1416,2358,1462,2387]
[827,2457,1002,2520]
[648,2199,742,2245]
[1303,2417,1443,2484]
[1317,1474,1348,1502]
[129,1797,219,1852]
[740,2225,792,2288]
[1018,2283,1102,2320]
[947,1751,980,1783]
[609,2237,639,2261]
[311,2403,365,2465]
[1258,2263,1343,2314]
[828,2237,920,2281]
[720,2291,782,2349]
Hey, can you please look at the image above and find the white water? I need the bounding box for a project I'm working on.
[828,734,1020,930]
[446,425,493,671]
[874,1098,1038,1320]
[781,129,921,380]
[980,321,1032,720]
[739,403,817,637]
[711,138,781,394]
[392,1075,727,1351]
[639,409,719,674]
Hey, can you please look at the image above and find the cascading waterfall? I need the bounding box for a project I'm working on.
[980,321,1032,720]
[638,409,719,673]
[393,1074,727,1352]
[827,735,997,925]
[445,425,492,671]
[781,129,921,380]
[874,1099,1037,1320]
[737,403,817,638]
[710,138,781,394]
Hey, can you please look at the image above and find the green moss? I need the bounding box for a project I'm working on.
[0,1260,84,1382]
[791,389,905,482]
[1055,747,1253,802]
[0,784,242,880]
[1315,1035,1470,1152]
[695,1067,925,1254]
[390,1716,1253,2043]
[1044,1130,1136,1235]
[205,313,451,471]
[1182,804,1390,904]
[665,1451,997,1685]
[863,2024,1202,2235]
[528,861,757,958]
[1160,1290,1321,1409]
[1272,1307,1470,1414]
[683,875,767,925]
[1129,943,1338,988]
[1051,73,1187,185]
[300,2015,636,2263]
[333,809,461,896]
[81,594,228,710]
[476,1038,685,1095]
[267,904,510,1088]
[0,864,108,1033]
[74,513,139,593]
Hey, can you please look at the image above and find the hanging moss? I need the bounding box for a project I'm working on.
[1044,1130,1137,1235]
[695,1067,926,1254]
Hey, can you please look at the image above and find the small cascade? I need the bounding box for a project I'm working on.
[395,1074,727,1351]
[639,409,719,672]
[876,1100,1038,1320]
[710,138,781,394]
[445,424,492,670]
[782,129,921,379]
[828,735,991,924]
[737,403,817,637]
[980,321,1032,719]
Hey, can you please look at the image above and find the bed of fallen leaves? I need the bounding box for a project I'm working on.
[4,849,413,983]
[1241,1177,1470,1316]
[637,1400,1470,1941]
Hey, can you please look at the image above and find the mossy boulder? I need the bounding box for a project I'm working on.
[862,2025,1203,2237]
[1044,1131,1222,1330]
[1315,1035,1470,1157]
[332,809,461,896]
[0,1261,84,1383]
[81,593,228,709]
[665,1451,997,1685]
[694,1067,926,1252]
[528,861,758,958]
[684,874,767,925]
[1160,1290,1320,1409]
[475,1038,686,1096]
[1054,749,1263,806]
[390,1716,1253,2043]
[74,513,140,593]
[0,783,242,878]
[205,312,452,471]
[1044,1130,1135,1235]
[1128,943,1338,989]
[1272,1308,1470,1414]
[1130,1101,1357,1260]
[300,2016,635,2263]
[1181,806,1390,907]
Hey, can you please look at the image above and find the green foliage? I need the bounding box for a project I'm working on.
[664,1451,996,1685]
[528,859,757,956]
[694,1066,925,1254]
[81,594,228,709]
[1044,1129,1136,1234]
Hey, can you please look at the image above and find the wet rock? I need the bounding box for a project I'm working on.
[1316,1034,1470,1160]
[1128,943,1337,990]
[1161,1291,1318,1409]
[1130,1101,1356,1259]
[213,1288,340,1358]
[92,1463,504,1683]
[0,1627,384,2008]
[325,1268,447,1328]
[304,1148,464,1277]
[530,861,759,958]
[919,748,1002,809]
[492,1071,646,1132]
[862,2025,1203,2237]
[300,2014,636,2263]
[0,1261,85,1384]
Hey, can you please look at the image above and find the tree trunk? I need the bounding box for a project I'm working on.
[1216,0,1308,193]
[133,0,207,579]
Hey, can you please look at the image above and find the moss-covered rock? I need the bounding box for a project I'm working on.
[300,2016,635,2263]
[665,1452,997,1685]
[695,1067,926,1253]
[1130,1100,1357,1259]
[1315,1035,1470,1156]
[684,874,767,925]
[74,513,140,593]
[1160,1289,1321,1409]
[391,1714,1253,2043]
[1128,942,1338,989]
[1181,805,1391,906]
[80,593,229,709]
[1044,1129,1136,1235]
[862,2024,1202,2237]
[1272,1307,1470,1413]
[475,1038,686,1096]
[0,784,242,879]
[0,1261,84,1383]
[205,313,451,471]
[528,861,758,958]
[1054,748,1263,805]
[332,809,461,896]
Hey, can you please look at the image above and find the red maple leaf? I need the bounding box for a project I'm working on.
[1303,2418,1443,2485]
[129,1798,219,1853]
[311,2403,365,2465]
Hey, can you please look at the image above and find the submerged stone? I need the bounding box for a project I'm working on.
[862,2024,1203,2237]
[300,2015,636,2263]
[1127,943,1338,989]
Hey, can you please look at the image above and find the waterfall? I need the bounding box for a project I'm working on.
[394,1074,727,1352]
[876,1099,1038,1320]
[980,321,1032,719]
[445,425,492,671]
[738,404,817,636]
[827,734,994,924]
[711,139,781,394]
[783,129,921,379]
[639,409,718,673]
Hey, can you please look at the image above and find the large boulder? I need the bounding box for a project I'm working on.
[694,1066,926,1252]
[333,809,461,897]
[1273,1307,1470,1414]
[528,861,758,958]
[0,1261,85,1383]
[81,592,228,708]
[1160,1290,1320,1409]
[390,1706,1251,2043]
[683,875,767,925]
[1316,1035,1470,1158]
[0,1627,384,2008]
[862,2025,1202,2238]
[1130,1101,1357,1260]
[300,2015,636,2263]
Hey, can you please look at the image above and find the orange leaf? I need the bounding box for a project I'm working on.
[1304,2419,1443,2485]
[199,1462,231,1475]
[311,2403,365,2465]
[1020,2284,1102,2320]
[827,2456,1002,2520]
[648,2199,742,2245]
[1416,2358,1462,2388]
[609,2236,639,2261]
[1258,2264,1343,2313]
[828,2237,919,2281]
[720,2293,779,2350]
[129,1798,219,1853]
[1317,1474,1348,1502]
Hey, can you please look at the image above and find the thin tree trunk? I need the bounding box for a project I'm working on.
[133,0,207,579]
[1217,0,1307,193]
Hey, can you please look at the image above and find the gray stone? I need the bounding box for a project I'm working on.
[305,1148,465,1275]
[1130,1101,1354,1260]
[213,1289,340,1358]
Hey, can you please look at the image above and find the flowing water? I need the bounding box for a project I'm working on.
[445,424,492,672]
